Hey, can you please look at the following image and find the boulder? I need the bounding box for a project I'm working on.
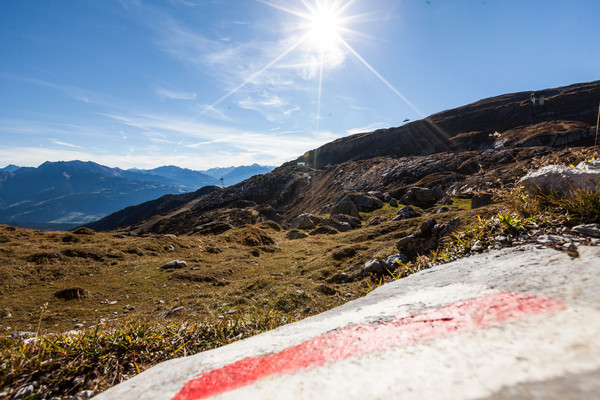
[160,260,187,270]
[401,187,437,208]
[322,218,352,232]
[290,213,322,230]
[309,226,339,235]
[366,216,387,227]
[392,205,418,221]
[363,259,385,274]
[572,223,600,238]
[382,254,409,270]
[471,193,494,209]
[367,191,386,202]
[331,214,361,229]
[54,287,87,300]
[519,160,600,195]
[350,193,384,212]
[389,198,399,207]
[330,198,360,219]
[288,230,309,240]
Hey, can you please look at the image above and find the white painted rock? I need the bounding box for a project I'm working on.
[519,160,600,194]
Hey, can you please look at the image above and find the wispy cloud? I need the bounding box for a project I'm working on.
[155,88,197,100]
[4,75,111,106]
[49,139,83,149]
[346,122,389,135]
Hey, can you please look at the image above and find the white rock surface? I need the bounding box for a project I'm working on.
[519,160,600,194]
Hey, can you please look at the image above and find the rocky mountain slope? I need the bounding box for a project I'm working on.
[94,80,600,234]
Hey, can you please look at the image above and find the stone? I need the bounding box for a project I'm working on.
[330,198,360,219]
[389,198,399,207]
[288,230,309,240]
[393,205,418,221]
[536,235,564,244]
[519,161,600,195]
[382,254,409,271]
[471,240,483,252]
[318,204,331,215]
[12,384,34,399]
[363,259,385,274]
[418,218,437,236]
[75,390,94,400]
[194,222,234,235]
[350,193,384,212]
[367,191,386,201]
[471,193,494,209]
[572,224,600,238]
[290,213,322,230]
[366,216,387,227]
[330,214,361,229]
[54,287,87,300]
[309,226,339,235]
[322,218,352,232]
[160,260,187,270]
[400,187,437,208]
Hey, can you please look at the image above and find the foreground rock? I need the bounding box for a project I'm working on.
[520,160,600,194]
[96,245,600,400]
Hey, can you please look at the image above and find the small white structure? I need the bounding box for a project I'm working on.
[530,93,545,106]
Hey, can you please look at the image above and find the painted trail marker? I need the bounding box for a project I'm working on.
[173,292,566,400]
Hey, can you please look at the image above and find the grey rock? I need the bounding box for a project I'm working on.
[367,191,386,201]
[382,254,409,270]
[322,218,352,232]
[366,216,387,227]
[363,259,385,274]
[418,218,437,235]
[471,240,483,252]
[288,230,309,240]
[471,193,494,209]
[330,214,361,229]
[572,224,600,238]
[290,213,322,230]
[439,217,461,237]
[393,205,418,220]
[309,226,339,235]
[401,187,437,208]
[330,198,360,219]
[537,234,564,244]
[389,198,399,207]
[160,260,187,270]
[12,384,34,399]
[75,390,94,400]
[350,193,384,212]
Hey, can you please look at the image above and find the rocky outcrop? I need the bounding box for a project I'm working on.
[520,160,600,194]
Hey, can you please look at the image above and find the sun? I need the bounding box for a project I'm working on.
[304,4,344,54]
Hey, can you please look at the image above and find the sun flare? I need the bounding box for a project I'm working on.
[305,5,344,53]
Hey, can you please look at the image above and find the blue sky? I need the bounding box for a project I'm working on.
[1,0,598,170]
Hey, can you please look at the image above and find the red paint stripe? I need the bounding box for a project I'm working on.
[172,292,566,400]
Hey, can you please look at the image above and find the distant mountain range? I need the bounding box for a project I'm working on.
[0,161,274,230]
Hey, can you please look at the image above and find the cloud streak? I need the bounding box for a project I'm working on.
[155,88,197,100]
